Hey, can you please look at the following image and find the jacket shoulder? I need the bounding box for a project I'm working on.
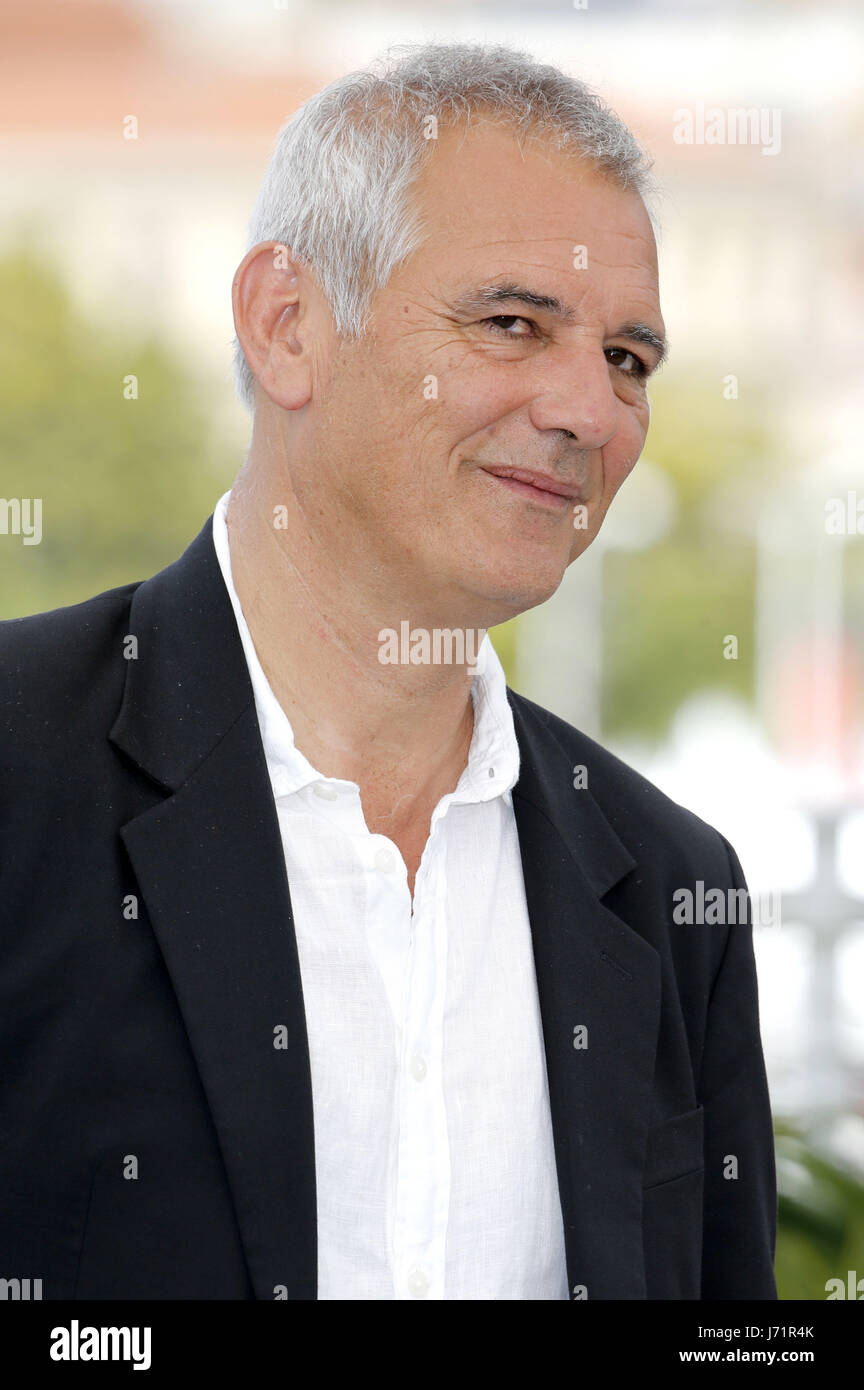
[508,688,735,871]
[0,581,141,756]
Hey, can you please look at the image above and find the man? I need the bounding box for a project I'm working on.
[0,42,776,1300]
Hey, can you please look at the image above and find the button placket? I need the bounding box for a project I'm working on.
[406,1268,429,1299]
[392,836,450,1300]
[374,845,397,873]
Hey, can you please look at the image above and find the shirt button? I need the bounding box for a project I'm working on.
[374,847,396,872]
[407,1269,429,1299]
[410,1054,427,1082]
[313,783,338,800]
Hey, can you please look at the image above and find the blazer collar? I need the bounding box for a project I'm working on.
[110,514,256,792]
[110,513,660,1300]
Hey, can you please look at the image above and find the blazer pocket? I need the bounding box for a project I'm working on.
[643,1105,704,1189]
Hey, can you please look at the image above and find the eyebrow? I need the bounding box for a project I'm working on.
[448,282,668,371]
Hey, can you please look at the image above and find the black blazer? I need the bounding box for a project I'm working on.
[0,514,777,1300]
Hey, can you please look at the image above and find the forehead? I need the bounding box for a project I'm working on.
[403,117,659,304]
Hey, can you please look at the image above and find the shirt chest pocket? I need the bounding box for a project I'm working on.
[643,1104,704,1189]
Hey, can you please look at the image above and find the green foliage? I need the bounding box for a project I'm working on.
[0,247,236,619]
[602,377,781,740]
[604,539,755,736]
[774,1120,864,1299]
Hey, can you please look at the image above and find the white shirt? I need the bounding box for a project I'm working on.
[212,490,569,1300]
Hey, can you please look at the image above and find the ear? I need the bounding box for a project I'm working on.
[232,241,314,411]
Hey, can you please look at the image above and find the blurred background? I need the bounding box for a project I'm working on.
[1,0,862,1298]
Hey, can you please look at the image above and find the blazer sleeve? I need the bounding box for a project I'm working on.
[698,833,778,1299]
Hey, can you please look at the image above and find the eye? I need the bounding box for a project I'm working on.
[605,346,649,379]
[482,315,538,338]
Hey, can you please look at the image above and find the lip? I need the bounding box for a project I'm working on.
[477,464,582,508]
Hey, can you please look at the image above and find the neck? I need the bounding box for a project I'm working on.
[224,464,480,829]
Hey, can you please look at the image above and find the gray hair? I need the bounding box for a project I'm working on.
[232,41,656,414]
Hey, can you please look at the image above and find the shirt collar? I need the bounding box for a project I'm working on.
[211,489,520,807]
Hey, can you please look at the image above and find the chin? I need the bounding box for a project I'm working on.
[469,563,568,623]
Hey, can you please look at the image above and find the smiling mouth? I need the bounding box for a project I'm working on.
[477,464,583,509]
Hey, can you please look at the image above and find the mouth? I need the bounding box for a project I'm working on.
[477,464,582,511]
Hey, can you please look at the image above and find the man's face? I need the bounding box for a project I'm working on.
[291,118,665,628]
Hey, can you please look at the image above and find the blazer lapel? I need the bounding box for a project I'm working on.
[508,692,662,1300]
[109,516,317,1300]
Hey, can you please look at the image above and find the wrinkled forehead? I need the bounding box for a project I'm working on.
[404,117,659,289]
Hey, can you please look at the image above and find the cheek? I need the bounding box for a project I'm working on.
[602,410,648,494]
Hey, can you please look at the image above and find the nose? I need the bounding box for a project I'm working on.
[526,344,619,450]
